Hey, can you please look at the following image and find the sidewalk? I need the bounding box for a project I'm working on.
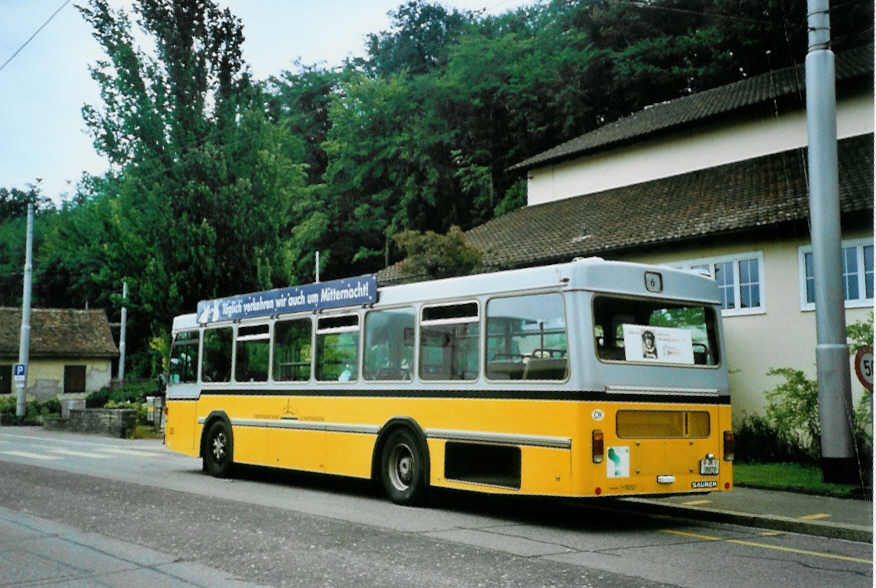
[621,486,873,543]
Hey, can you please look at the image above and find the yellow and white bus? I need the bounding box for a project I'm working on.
[165,258,733,505]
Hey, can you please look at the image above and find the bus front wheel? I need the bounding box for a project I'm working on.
[380,428,427,506]
[203,420,234,477]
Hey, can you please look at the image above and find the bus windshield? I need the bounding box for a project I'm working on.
[593,296,719,366]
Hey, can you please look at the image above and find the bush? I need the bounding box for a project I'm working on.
[734,413,811,464]
[0,396,60,425]
[760,367,872,476]
[105,400,148,425]
[41,398,61,416]
[87,379,159,408]
[764,368,821,461]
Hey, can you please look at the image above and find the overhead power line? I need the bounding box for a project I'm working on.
[0,0,71,75]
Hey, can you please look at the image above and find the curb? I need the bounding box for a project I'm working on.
[618,498,872,543]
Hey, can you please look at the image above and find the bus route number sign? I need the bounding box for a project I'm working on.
[854,346,872,392]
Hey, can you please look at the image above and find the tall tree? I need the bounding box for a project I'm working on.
[363,0,474,77]
[77,0,308,339]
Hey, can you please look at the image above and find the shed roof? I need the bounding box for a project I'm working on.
[510,45,873,172]
[0,308,119,359]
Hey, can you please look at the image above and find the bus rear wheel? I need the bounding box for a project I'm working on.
[380,428,427,506]
[203,420,234,477]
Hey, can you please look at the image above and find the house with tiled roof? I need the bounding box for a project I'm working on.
[0,308,118,398]
[378,46,873,419]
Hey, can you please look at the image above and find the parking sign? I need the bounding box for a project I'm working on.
[13,363,26,382]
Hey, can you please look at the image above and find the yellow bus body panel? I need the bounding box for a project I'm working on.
[165,400,198,456]
[165,393,731,498]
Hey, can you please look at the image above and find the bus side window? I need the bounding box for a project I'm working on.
[202,327,232,382]
[364,307,414,381]
[169,330,199,383]
[316,315,359,382]
[273,319,312,381]
[486,293,568,381]
[235,324,270,382]
[420,302,479,381]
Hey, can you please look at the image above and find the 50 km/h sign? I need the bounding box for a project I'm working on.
[854,346,873,392]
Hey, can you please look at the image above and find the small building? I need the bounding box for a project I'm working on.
[0,308,118,399]
[379,45,873,421]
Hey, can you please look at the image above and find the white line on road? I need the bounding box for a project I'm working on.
[100,448,164,457]
[0,432,161,451]
[0,450,61,461]
[48,448,113,459]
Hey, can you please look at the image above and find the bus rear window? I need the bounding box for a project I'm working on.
[593,297,719,366]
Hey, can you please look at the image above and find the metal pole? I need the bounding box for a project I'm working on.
[118,281,127,383]
[16,203,34,418]
[805,0,857,483]
[315,251,320,283]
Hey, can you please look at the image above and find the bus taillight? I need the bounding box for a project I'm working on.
[592,430,604,463]
[723,430,735,462]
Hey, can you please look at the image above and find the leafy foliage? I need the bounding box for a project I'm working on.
[0,396,61,425]
[847,312,873,352]
[86,379,160,408]
[733,414,810,464]
[394,225,482,279]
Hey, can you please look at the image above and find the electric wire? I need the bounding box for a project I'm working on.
[0,0,72,74]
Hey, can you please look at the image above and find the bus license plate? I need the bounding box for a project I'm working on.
[699,457,719,475]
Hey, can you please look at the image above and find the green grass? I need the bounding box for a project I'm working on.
[734,462,869,498]
[130,424,163,439]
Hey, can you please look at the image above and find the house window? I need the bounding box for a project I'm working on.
[64,365,86,394]
[799,239,874,310]
[0,365,10,395]
[673,252,765,316]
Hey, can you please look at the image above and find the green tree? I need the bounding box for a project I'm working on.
[264,64,349,184]
[321,73,462,275]
[75,0,309,366]
[363,0,474,77]
[393,225,481,279]
[0,183,53,221]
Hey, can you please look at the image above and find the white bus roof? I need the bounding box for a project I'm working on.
[375,258,721,308]
[172,257,720,331]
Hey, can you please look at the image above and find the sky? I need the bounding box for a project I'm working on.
[0,0,531,204]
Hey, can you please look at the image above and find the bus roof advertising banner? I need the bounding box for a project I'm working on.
[197,275,377,324]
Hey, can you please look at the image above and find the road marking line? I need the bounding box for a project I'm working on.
[681,499,711,506]
[661,529,871,564]
[48,448,112,459]
[100,448,163,457]
[799,513,831,520]
[0,451,61,461]
[759,531,784,536]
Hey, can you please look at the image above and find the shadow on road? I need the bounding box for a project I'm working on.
[215,462,666,533]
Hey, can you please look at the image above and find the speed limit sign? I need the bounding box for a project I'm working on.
[854,346,873,392]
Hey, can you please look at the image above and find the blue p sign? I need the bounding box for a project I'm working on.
[13,364,25,381]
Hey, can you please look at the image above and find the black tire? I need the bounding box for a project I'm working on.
[380,428,428,506]
[203,420,234,477]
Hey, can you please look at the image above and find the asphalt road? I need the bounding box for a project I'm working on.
[0,427,871,587]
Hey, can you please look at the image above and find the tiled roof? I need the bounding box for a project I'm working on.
[510,45,873,171]
[377,134,873,284]
[0,308,119,359]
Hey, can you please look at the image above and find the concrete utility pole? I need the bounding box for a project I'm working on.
[16,203,34,418]
[805,0,858,483]
[118,281,127,383]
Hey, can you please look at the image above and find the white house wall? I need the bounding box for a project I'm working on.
[625,229,873,422]
[527,93,874,206]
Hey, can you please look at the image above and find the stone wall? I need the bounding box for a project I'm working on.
[43,408,135,438]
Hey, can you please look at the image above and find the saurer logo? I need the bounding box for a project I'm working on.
[691,480,718,489]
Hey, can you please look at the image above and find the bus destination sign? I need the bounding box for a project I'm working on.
[197,275,377,324]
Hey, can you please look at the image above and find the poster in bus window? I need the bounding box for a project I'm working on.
[621,324,694,364]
